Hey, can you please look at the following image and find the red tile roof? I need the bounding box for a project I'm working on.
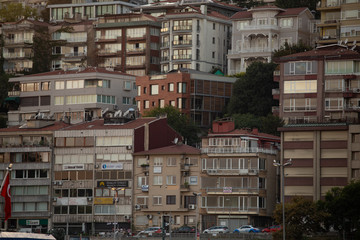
[231,11,252,19]
[0,121,70,133]
[17,67,133,78]
[133,143,201,155]
[277,45,360,62]
[61,118,159,131]
[276,7,307,17]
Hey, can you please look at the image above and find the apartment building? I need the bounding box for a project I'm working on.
[133,0,242,74]
[278,123,357,202]
[274,44,360,124]
[94,13,161,76]
[228,6,316,74]
[0,119,70,232]
[52,116,181,235]
[7,67,137,126]
[132,142,201,233]
[317,0,360,47]
[200,119,280,230]
[47,0,137,22]
[49,19,96,71]
[1,19,49,74]
[135,69,236,128]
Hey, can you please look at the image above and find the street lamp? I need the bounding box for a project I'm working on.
[193,192,201,240]
[111,187,125,240]
[225,198,231,227]
[273,159,292,240]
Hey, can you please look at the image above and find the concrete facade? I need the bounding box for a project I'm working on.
[7,67,137,126]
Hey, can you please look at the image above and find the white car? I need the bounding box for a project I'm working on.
[233,225,260,233]
[136,227,162,237]
[203,226,229,234]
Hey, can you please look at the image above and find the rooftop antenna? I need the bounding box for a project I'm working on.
[344,38,348,45]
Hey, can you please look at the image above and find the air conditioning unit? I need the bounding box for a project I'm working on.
[87,197,93,202]
[52,181,58,185]
[126,145,132,150]
[147,214,153,220]
[135,204,141,210]
[207,169,217,174]
[57,181,63,186]
[125,215,131,220]
[188,204,196,210]
[52,197,57,202]
[353,88,360,93]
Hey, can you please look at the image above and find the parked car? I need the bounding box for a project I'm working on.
[173,225,196,233]
[233,225,260,233]
[262,225,281,233]
[136,227,162,236]
[203,226,229,234]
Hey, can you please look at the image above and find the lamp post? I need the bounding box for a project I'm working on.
[225,198,231,227]
[273,159,292,240]
[111,188,125,240]
[193,192,201,240]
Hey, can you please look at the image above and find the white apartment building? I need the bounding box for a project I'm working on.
[7,67,137,126]
[228,6,317,74]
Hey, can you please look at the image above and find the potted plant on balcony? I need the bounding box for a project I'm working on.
[140,163,149,168]
[184,181,189,188]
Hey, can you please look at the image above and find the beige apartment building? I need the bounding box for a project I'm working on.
[132,143,201,233]
[317,0,360,47]
[200,119,280,230]
[278,123,360,202]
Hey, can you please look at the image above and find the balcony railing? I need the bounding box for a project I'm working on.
[272,88,280,95]
[317,0,341,8]
[173,40,192,46]
[5,39,33,44]
[204,168,260,176]
[204,206,262,214]
[8,91,20,96]
[201,147,278,155]
[205,187,261,195]
[172,54,192,60]
[64,52,86,57]
[3,52,32,58]
[173,25,192,31]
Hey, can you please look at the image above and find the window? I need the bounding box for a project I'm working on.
[189,176,198,185]
[167,157,176,166]
[153,196,162,205]
[150,85,159,95]
[259,197,266,208]
[122,97,131,104]
[124,81,132,90]
[166,195,176,205]
[212,37,215,44]
[127,28,146,38]
[137,176,147,188]
[166,175,176,185]
[55,81,64,90]
[325,60,354,74]
[213,23,215,30]
[284,80,317,94]
[154,157,163,166]
[258,18,267,25]
[284,61,317,75]
[325,98,344,110]
[153,176,163,185]
[177,82,187,93]
[259,178,266,188]
[281,18,293,28]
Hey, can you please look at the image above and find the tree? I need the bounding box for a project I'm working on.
[275,0,319,12]
[227,61,278,117]
[0,3,38,22]
[230,0,266,9]
[143,105,201,146]
[273,197,328,240]
[320,181,360,239]
[232,113,283,136]
[273,41,313,59]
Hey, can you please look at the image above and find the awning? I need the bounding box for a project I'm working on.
[4,97,20,104]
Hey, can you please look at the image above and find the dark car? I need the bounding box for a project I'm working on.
[262,225,281,233]
[173,226,196,233]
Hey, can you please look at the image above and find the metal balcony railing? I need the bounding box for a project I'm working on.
[201,147,278,155]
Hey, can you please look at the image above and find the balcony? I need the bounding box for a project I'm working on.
[180,184,190,192]
[204,168,260,176]
[172,25,192,32]
[127,48,146,55]
[205,187,261,195]
[201,147,278,155]
[97,49,120,56]
[127,35,146,41]
[161,56,169,62]
[161,27,169,33]
[205,206,263,215]
[3,52,32,59]
[172,54,192,60]
[8,91,20,96]
[317,0,341,10]
[161,42,170,48]
[5,39,33,45]
[172,40,192,46]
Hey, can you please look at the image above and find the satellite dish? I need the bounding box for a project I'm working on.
[353,40,357,46]
[174,138,178,144]
[344,39,348,45]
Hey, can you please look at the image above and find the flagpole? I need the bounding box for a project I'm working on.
[0,163,12,191]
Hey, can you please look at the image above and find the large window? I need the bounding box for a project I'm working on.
[153,176,163,185]
[166,175,176,185]
[281,18,293,28]
[325,60,354,74]
[325,79,344,92]
[166,195,176,205]
[96,136,132,146]
[66,95,97,104]
[127,28,146,38]
[150,85,159,95]
[12,186,48,195]
[126,56,145,66]
[97,95,115,104]
[284,80,317,93]
[283,98,317,111]
[284,61,317,75]
[325,98,343,110]
[21,83,39,92]
[153,196,162,205]
[66,80,84,89]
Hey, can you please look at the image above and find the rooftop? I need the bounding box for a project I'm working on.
[133,142,201,155]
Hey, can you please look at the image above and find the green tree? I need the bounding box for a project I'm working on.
[320,180,360,239]
[232,113,283,136]
[143,105,200,146]
[48,228,65,240]
[275,0,318,12]
[229,0,266,8]
[273,197,328,240]
[227,61,278,117]
[0,3,38,22]
[273,41,313,59]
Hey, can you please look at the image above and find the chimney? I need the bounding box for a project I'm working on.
[252,128,259,135]
[200,5,207,15]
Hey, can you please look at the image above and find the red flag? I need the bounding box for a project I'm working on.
[1,171,11,221]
